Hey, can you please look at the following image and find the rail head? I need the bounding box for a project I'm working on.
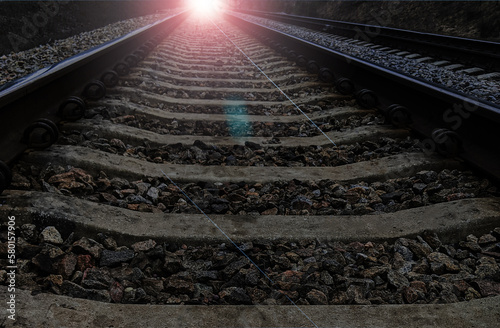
[226,11,500,182]
[0,11,189,166]
[0,11,188,108]
[237,9,500,72]
[241,9,500,49]
[228,11,500,119]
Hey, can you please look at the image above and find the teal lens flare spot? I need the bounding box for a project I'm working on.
[224,95,252,138]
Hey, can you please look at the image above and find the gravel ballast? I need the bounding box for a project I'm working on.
[0,10,181,86]
[1,223,499,306]
[8,159,498,217]
[232,12,500,106]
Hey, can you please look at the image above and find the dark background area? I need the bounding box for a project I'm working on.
[235,0,500,42]
[1,1,499,56]
[0,0,182,55]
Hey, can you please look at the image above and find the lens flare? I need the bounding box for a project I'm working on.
[188,0,223,17]
[224,95,252,138]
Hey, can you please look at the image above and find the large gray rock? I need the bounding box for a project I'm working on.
[100,249,135,267]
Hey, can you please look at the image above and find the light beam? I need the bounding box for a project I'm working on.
[188,0,223,17]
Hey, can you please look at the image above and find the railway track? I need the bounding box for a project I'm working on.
[240,10,500,73]
[1,10,500,328]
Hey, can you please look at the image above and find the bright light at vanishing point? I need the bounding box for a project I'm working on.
[188,0,223,17]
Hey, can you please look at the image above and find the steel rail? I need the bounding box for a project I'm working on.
[0,11,189,192]
[226,12,500,182]
[238,9,500,71]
